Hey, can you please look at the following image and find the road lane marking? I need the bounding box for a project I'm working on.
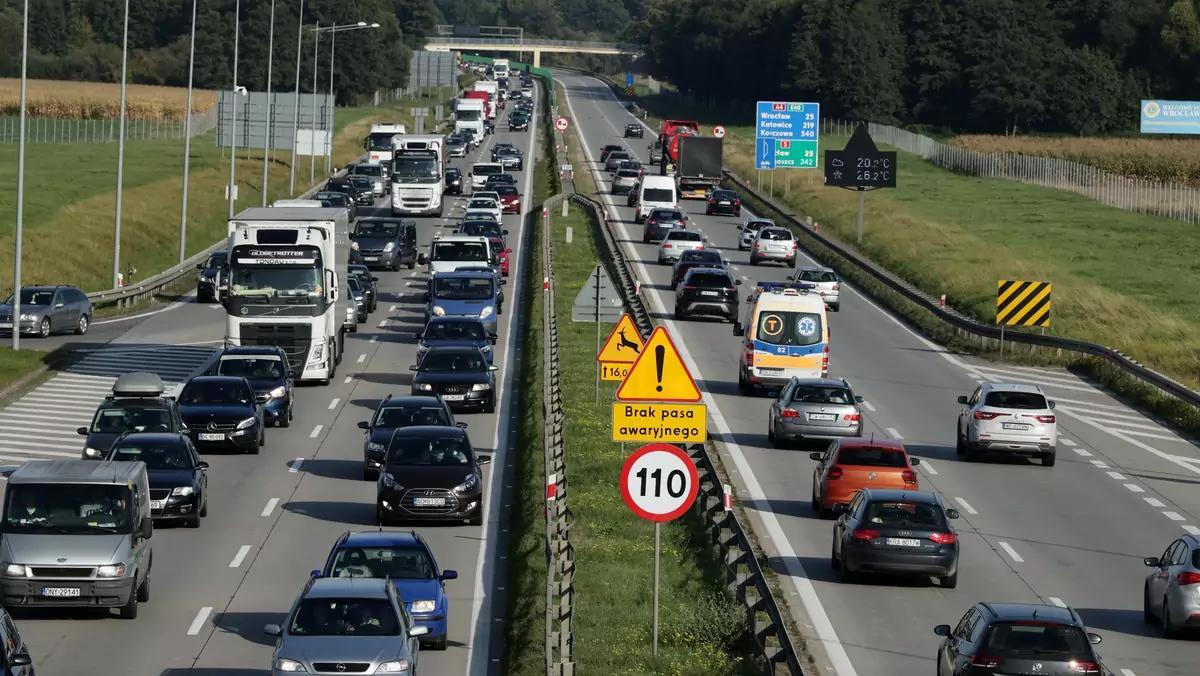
[378,319,388,327]
[1144,497,1165,507]
[860,400,876,412]
[1106,471,1126,481]
[1164,511,1185,521]
[1047,597,1066,607]
[954,497,977,515]
[390,305,398,311]
[370,336,378,343]
[261,498,279,516]
[357,354,366,363]
[310,425,323,438]
[289,458,304,472]
[1124,484,1144,493]
[343,375,353,384]
[1073,448,1093,457]
[1089,459,1109,468]
[229,545,251,568]
[1120,670,1136,676]
[919,460,937,475]
[187,607,212,635]
[1060,439,1076,446]
[885,427,902,439]
[1183,525,1200,535]
[998,542,1024,563]
[328,399,340,410]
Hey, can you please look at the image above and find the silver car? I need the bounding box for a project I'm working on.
[612,169,640,195]
[447,138,468,158]
[749,226,797,266]
[0,285,94,337]
[657,229,707,264]
[264,577,429,675]
[955,382,1059,465]
[1143,534,1200,637]
[768,377,864,447]
[736,218,774,250]
[793,266,840,311]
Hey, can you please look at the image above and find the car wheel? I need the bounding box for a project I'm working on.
[829,303,840,312]
[136,573,151,602]
[364,467,379,481]
[737,367,751,396]
[484,402,496,414]
[186,512,201,528]
[1041,450,1056,467]
[939,570,958,589]
[376,506,388,527]
[830,540,840,569]
[38,317,51,338]
[76,314,90,335]
[964,442,981,463]
[838,558,856,583]
[748,256,758,266]
[673,304,683,320]
[258,429,266,447]
[247,439,260,455]
[407,259,416,270]
[811,491,821,513]
[1163,601,1179,638]
[200,498,208,517]
[430,636,449,651]
[468,513,483,527]
[1143,583,1156,623]
[350,322,358,333]
[955,430,966,456]
[280,405,292,428]
[767,417,776,442]
[119,585,139,619]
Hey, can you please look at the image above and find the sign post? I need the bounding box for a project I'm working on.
[754,101,821,171]
[619,442,700,656]
[823,124,897,243]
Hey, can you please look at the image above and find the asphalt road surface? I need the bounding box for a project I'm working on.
[555,70,1200,676]
[4,84,542,676]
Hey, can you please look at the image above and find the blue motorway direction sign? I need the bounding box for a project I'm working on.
[754,101,820,169]
[1140,100,1200,134]
[626,73,635,87]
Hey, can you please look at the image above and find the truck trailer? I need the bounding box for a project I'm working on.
[390,134,446,217]
[671,136,724,199]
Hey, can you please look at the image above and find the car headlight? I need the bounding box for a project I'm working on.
[97,563,127,578]
[374,660,409,673]
[84,447,104,458]
[382,473,402,489]
[236,417,257,430]
[431,306,446,317]
[307,342,325,364]
[383,241,396,252]
[1,563,27,577]
[480,345,491,353]
[275,658,307,672]
[200,275,215,283]
[351,241,360,250]
[414,383,433,391]
[366,441,385,452]
[479,306,493,319]
[172,486,195,496]
[354,295,364,303]
[410,599,436,613]
[471,383,491,391]
[268,386,287,399]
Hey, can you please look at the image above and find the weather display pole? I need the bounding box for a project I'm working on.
[822,124,898,243]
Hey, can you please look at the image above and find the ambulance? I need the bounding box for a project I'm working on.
[732,281,829,394]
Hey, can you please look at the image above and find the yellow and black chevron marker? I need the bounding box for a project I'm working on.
[996,280,1051,327]
[624,86,635,96]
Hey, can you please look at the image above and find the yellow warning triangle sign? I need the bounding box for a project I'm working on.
[615,326,702,402]
[597,314,644,363]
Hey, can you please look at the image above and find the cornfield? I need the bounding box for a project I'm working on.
[0,79,218,120]
[949,134,1200,187]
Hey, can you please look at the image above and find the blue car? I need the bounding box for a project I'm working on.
[313,530,457,650]
[424,270,503,334]
[415,316,498,364]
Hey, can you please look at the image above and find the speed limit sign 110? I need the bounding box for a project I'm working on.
[620,443,700,522]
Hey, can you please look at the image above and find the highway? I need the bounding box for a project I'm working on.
[5,84,542,676]
[555,71,1200,676]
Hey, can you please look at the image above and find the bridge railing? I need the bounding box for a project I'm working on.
[425,37,638,51]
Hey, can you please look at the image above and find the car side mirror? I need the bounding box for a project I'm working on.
[1144,556,1161,567]
[196,263,204,270]
[408,365,418,371]
[476,456,493,465]
[831,503,847,516]
[854,396,864,402]
[198,461,210,469]
[409,625,431,637]
[1088,633,1102,645]
[500,279,507,286]
[139,516,153,539]
[441,569,458,580]
[467,172,472,177]
[310,569,323,578]
[808,452,823,461]
[933,624,951,637]
[357,421,370,430]
[488,365,499,371]
[263,623,283,637]
[945,508,960,520]
[423,292,431,303]
[488,332,498,342]
[735,279,742,285]
[8,653,32,667]
[732,323,743,337]
[956,395,969,405]
[1048,401,1056,409]
[456,422,468,429]
[77,426,89,435]
[909,457,920,466]
[502,229,509,235]
[371,276,379,282]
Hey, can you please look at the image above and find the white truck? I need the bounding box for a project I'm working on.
[473,81,499,118]
[492,58,510,80]
[390,134,446,217]
[454,98,486,138]
[224,207,349,385]
[418,234,494,274]
[364,123,407,165]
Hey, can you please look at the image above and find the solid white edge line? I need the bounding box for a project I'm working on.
[998,541,1024,563]
[261,498,279,516]
[229,545,251,568]
[559,73,861,676]
[187,606,213,635]
[953,497,978,515]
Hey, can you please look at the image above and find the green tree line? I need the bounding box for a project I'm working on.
[631,0,1200,135]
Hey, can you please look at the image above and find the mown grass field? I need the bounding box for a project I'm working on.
[598,75,1200,429]
[0,78,218,119]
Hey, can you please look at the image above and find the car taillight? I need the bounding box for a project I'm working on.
[928,533,956,545]
[754,242,760,247]
[901,470,917,484]
[822,345,829,372]
[648,220,657,225]
[683,286,696,291]
[781,409,800,418]
[663,244,672,248]
[832,283,840,290]
[1034,415,1055,423]
[828,466,843,479]
[974,411,1002,420]
[733,200,740,205]
[851,529,879,540]
[843,413,860,422]
[970,655,1000,668]
[1067,661,1100,673]
[793,241,798,249]
[1178,571,1200,585]
[710,199,717,204]
[696,245,704,250]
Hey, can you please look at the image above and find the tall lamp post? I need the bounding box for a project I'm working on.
[323,22,379,175]
[11,0,29,350]
[288,0,306,196]
[226,0,244,219]
[311,21,376,181]
[112,0,131,289]
[178,0,199,264]
[260,0,277,206]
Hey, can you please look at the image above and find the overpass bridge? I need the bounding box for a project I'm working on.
[422,37,641,68]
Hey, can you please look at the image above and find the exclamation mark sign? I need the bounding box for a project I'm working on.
[654,345,665,392]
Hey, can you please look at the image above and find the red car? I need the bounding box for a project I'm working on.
[489,238,511,277]
[494,185,522,213]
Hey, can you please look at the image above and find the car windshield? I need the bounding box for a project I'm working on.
[347,277,363,294]
[472,164,502,176]
[982,623,1090,658]
[754,311,823,347]
[432,242,488,262]
[205,253,227,268]
[89,406,172,433]
[447,138,464,147]
[179,381,252,406]
[217,356,284,380]
[617,170,640,178]
[797,270,837,283]
[330,546,436,580]
[745,221,771,231]
[713,190,736,200]
[469,199,497,210]
[604,146,621,153]
[836,447,909,468]
[228,266,323,299]
[759,229,792,240]
[863,501,946,529]
[109,443,192,470]
[315,192,346,204]
[650,210,682,221]
[419,349,488,372]
[366,133,400,151]
[356,221,399,238]
[426,320,487,341]
[608,153,629,161]
[349,177,371,187]
[353,165,382,176]
[667,231,702,242]
[2,484,134,534]
[289,598,400,636]
[984,391,1048,409]
[497,148,518,156]
[495,185,518,197]
[387,435,472,466]
[433,277,494,300]
[687,272,733,288]
[681,250,719,263]
[375,405,451,428]
[788,385,853,405]
[643,188,674,203]
[446,168,461,178]
[460,222,501,237]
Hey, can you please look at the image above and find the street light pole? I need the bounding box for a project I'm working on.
[226,0,242,219]
[178,0,198,264]
[326,29,335,176]
[11,0,29,350]
[288,0,305,196]
[261,0,276,206]
[310,21,319,186]
[112,0,130,289]
[318,22,377,177]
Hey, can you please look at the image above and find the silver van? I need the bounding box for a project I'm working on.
[0,460,153,619]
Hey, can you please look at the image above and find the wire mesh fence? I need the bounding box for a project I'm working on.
[0,108,219,144]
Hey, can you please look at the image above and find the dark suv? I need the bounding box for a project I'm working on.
[673,267,741,322]
[934,603,1106,675]
[642,208,688,243]
[352,218,417,271]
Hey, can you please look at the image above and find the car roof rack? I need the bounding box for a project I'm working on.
[110,371,165,399]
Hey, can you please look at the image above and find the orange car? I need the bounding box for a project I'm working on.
[809,437,920,515]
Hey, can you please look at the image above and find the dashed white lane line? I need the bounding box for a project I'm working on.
[187,607,213,635]
[860,400,876,412]
[920,461,938,475]
[357,354,366,363]
[343,375,353,384]
[289,458,304,473]
[1047,597,1066,608]
[261,498,279,516]
[1060,439,1076,446]
[954,497,978,515]
[1164,511,1185,521]
[377,319,388,328]
[328,399,340,410]
[1120,669,1137,676]
[1106,471,1127,481]
[1124,484,1145,493]
[1144,497,1165,508]
[1073,448,1093,457]
[885,427,902,439]
[1089,459,1109,468]
[229,545,251,568]
[310,425,323,438]
[1183,525,1200,536]
[998,542,1024,563]
[389,305,398,311]
[370,336,378,343]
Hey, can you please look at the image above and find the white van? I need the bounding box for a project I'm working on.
[470,162,504,190]
[635,175,678,223]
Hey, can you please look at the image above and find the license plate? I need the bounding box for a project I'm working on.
[0,323,11,329]
[807,413,836,421]
[198,432,225,441]
[757,368,783,375]
[1002,423,1031,431]
[364,257,379,262]
[700,291,719,297]
[442,394,465,401]
[719,201,731,205]
[886,538,922,547]
[770,246,788,252]
[413,497,446,507]
[42,587,80,597]
[150,500,165,510]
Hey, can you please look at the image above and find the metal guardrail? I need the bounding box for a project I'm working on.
[426,37,639,51]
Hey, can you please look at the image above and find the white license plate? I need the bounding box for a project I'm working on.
[198,433,225,441]
[700,291,719,297]
[770,246,788,252]
[719,201,731,205]
[807,413,836,421]
[364,257,379,262]
[757,368,783,375]
[413,497,446,507]
[150,500,165,510]
[0,323,11,329]
[442,394,465,401]
[1002,423,1031,431]
[886,538,922,547]
[42,587,80,597]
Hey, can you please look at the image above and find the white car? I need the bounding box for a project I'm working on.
[462,210,499,223]
[792,266,840,312]
[956,382,1058,466]
[736,218,774,250]
[656,229,707,264]
[472,191,500,204]
[465,198,502,222]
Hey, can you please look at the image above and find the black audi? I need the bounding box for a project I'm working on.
[375,425,492,526]
[445,167,464,196]
[105,432,209,527]
[177,375,266,454]
[409,346,498,414]
[358,395,464,480]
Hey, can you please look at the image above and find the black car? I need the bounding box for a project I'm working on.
[416,316,498,364]
[326,178,371,208]
[357,395,464,480]
[490,142,515,160]
[348,264,379,312]
[508,113,529,131]
[195,250,228,303]
[106,432,209,527]
[213,345,295,427]
[375,425,492,526]
[409,346,498,413]
[673,267,741,322]
[456,220,507,243]
[934,602,1106,675]
[671,249,726,289]
[314,190,357,221]
[346,176,376,206]
[600,144,624,163]
[79,372,189,460]
[642,208,688,243]
[177,375,265,454]
[352,218,418,271]
[624,123,644,138]
[445,167,464,196]
[347,275,368,325]
[494,147,524,171]
[832,488,960,587]
[705,188,742,216]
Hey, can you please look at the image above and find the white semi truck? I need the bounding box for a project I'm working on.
[390,134,446,217]
[224,207,349,385]
[364,122,408,165]
[454,98,486,137]
[492,58,510,80]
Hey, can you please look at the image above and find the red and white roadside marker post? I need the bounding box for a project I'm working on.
[723,483,732,511]
[620,443,700,656]
[547,473,558,500]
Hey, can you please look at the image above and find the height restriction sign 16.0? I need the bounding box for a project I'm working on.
[619,443,700,522]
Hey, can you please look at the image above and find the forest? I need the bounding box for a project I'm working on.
[631,0,1200,135]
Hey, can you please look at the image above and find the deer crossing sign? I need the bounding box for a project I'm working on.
[597,314,645,380]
